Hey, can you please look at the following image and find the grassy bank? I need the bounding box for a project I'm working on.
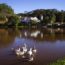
[50,58,65,65]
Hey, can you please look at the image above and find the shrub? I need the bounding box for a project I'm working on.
[8,15,20,26]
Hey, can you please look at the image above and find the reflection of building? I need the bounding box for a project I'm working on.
[1,28,65,48]
[19,28,65,41]
[30,30,40,38]
[24,31,28,37]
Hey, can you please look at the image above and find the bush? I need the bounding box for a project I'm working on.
[8,15,20,26]
[0,14,6,20]
[0,14,7,25]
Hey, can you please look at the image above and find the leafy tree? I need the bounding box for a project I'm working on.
[0,3,14,15]
[0,3,14,25]
[16,9,65,26]
[51,14,56,24]
[8,15,20,27]
[0,14,6,21]
[0,14,7,24]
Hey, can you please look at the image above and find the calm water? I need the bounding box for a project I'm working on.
[0,28,65,65]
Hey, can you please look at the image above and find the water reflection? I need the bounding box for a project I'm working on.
[0,28,65,47]
[19,28,65,41]
[0,28,65,65]
[0,28,65,48]
[30,30,40,38]
[0,29,15,48]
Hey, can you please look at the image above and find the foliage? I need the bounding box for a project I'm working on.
[50,58,65,65]
[0,3,14,15]
[0,3,65,27]
[0,14,6,21]
[51,14,56,24]
[8,15,20,26]
[0,3,14,25]
[18,9,65,25]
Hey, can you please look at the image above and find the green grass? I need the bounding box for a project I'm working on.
[50,58,65,65]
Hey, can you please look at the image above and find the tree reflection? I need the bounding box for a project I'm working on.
[0,28,20,48]
[0,28,65,48]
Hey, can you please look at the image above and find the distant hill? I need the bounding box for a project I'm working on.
[17,9,65,23]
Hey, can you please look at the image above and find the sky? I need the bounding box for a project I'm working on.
[0,0,65,13]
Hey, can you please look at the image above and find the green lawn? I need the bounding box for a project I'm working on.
[50,58,65,65]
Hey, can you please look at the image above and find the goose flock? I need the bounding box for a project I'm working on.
[11,43,37,61]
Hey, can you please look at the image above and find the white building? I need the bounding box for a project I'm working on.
[22,17,30,23]
[30,17,40,23]
[40,15,43,21]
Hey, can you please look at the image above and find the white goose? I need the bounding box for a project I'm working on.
[28,56,34,61]
[28,48,33,56]
[15,47,25,56]
[32,46,37,53]
[15,48,21,56]
[22,43,27,53]
[19,48,25,56]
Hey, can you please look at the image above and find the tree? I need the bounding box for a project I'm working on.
[0,3,14,15]
[0,3,14,25]
[0,14,6,21]
[50,14,56,24]
[0,14,7,24]
[8,15,20,27]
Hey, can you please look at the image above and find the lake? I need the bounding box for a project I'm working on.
[0,28,65,65]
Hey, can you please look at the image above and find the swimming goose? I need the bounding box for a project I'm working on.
[15,48,25,56]
[22,43,27,53]
[28,56,34,61]
[32,46,37,53]
[28,48,33,56]
[15,48,21,56]
[19,48,25,56]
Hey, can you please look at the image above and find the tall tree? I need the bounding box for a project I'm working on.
[0,3,14,16]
